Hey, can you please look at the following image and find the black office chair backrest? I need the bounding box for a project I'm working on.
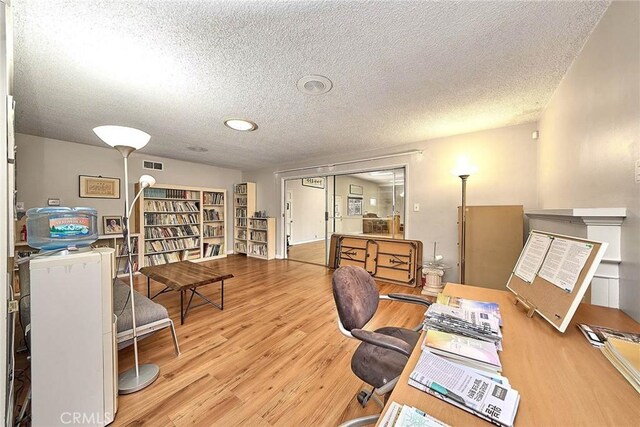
[332,266,379,331]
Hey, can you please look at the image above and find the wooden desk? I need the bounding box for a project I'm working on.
[378,283,640,426]
[140,261,233,324]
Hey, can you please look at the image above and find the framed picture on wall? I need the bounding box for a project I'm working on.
[349,184,363,195]
[347,197,363,216]
[103,216,123,235]
[79,175,121,199]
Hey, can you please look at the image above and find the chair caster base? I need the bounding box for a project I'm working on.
[357,390,370,407]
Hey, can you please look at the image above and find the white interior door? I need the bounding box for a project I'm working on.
[286,191,293,243]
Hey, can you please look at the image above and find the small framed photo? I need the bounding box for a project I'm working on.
[103,216,123,235]
[349,184,363,195]
[347,197,363,216]
[79,175,120,199]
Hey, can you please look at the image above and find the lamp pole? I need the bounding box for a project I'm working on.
[93,125,159,394]
[459,174,469,284]
[116,147,159,394]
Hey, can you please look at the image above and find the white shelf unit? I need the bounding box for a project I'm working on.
[247,217,276,260]
[233,182,256,254]
[13,233,141,292]
[135,183,227,267]
[202,190,226,258]
[92,233,141,276]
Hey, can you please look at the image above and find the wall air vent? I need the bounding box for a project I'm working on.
[143,160,163,171]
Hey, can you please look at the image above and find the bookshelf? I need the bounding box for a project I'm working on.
[202,190,226,258]
[233,182,256,254]
[247,217,276,260]
[91,234,141,276]
[135,183,228,267]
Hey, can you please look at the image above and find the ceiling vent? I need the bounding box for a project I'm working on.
[297,75,333,95]
[143,160,164,171]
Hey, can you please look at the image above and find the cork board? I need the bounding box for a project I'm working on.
[506,230,607,333]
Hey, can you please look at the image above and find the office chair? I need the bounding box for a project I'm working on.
[332,266,431,426]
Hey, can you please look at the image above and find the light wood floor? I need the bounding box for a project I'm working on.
[113,255,426,426]
[287,240,327,265]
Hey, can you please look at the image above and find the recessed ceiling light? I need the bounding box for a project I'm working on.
[224,119,258,132]
[187,146,208,152]
[297,75,333,95]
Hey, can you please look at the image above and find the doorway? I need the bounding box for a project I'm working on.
[285,168,405,266]
[285,177,329,265]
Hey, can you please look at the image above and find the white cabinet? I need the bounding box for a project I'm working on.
[30,248,117,426]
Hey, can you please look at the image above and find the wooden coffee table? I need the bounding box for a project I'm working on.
[139,261,233,324]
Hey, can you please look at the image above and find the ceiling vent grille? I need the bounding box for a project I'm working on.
[143,160,163,171]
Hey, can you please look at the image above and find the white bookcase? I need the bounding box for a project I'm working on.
[233,182,256,254]
[135,183,227,267]
[247,217,275,260]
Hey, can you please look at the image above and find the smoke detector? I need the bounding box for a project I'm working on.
[297,75,333,95]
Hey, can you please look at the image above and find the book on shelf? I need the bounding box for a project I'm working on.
[144,200,199,212]
[234,183,247,194]
[249,230,267,241]
[409,351,520,427]
[577,323,640,347]
[204,224,224,237]
[422,329,502,374]
[145,213,199,226]
[123,259,138,274]
[380,401,450,427]
[144,188,199,199]
[203,242,223,257]
[144,225,199,238]
[203,208,223,221]
[203,192,224,205]
[600,337,640,393]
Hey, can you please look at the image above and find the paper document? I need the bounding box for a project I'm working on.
[538,238,593,292]
[513,233,552,283]
[409,351,520,427]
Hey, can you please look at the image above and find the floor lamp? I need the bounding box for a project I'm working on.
[458,174,469,284]
[93,125,160,394]
[453,157,476,285]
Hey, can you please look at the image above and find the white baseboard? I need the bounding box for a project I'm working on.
[290,237,325,245]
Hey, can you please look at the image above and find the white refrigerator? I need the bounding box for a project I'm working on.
[29,248,117,426]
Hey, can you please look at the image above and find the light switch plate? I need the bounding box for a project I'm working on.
[413,202,420,212]
[635,159,640,183]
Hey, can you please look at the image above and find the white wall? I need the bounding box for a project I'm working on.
[537,2,640,321]
[244,121,539,281]
[16,134,242,243]
[285,178,325,244]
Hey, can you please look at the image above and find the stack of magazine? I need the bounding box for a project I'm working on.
[379,401,450,427]
[423,303,503,350]
[577,323,640,393]
[409,351,520,427]
[577,323,640,347]
[601,337,640,393]
[436,294,503,326]
[422,329,502,374]
[392,293,520,426]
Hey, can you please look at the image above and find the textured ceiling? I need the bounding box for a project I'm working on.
[14,1,609,170]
